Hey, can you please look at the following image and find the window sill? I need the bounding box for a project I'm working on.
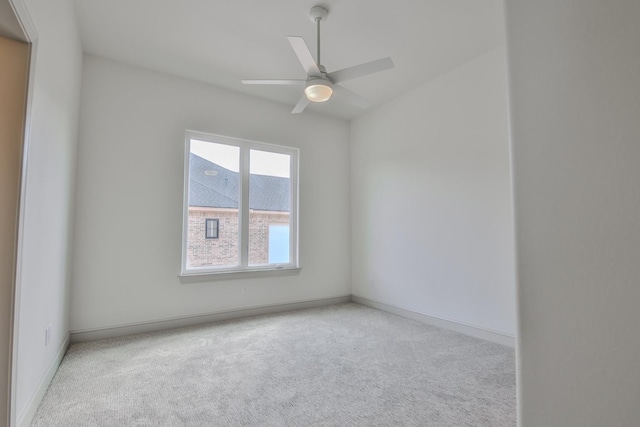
[178,266,301,283]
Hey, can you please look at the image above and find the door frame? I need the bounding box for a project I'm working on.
[6,1,37,426]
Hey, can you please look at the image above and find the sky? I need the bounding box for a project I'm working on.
[191,139,290,178]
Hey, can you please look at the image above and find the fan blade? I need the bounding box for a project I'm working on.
[327,57,394,84]
[242,79,306,85]
[287,36,320,76]
[291,95,310,114]
[334,85,371,109]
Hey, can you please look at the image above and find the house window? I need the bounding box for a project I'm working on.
[205,218,219,239]
[181,131,299,275]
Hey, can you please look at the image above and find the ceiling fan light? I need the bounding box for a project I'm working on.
[304,81,333,102]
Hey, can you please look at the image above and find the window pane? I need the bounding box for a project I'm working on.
[205,218,219,239]
[268,224,290,263]
[248,149,291,266]
[187,140,239,268]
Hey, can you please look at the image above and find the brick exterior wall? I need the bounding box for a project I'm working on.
[187,208,289,268]
[188,208,239,267]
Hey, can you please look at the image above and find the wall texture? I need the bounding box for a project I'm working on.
[71,55,351,332]
[13,0,82,423]
[350,47,516,338]
[505,1,640,425]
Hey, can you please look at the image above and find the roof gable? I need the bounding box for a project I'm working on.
[189,153,290,212]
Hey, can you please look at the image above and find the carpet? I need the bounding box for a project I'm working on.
[31,303,516,426]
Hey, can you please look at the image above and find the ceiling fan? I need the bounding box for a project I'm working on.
[242,5,394,114]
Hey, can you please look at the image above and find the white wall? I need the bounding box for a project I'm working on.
[13,0,82,423]
[70,55,351,332]
[350,47,516,338]
[505,1,640,425]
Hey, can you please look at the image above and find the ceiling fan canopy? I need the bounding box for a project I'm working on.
[242,5,394,114]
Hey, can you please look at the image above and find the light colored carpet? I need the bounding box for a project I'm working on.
[32,303,516,426]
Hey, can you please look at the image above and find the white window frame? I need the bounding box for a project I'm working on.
[181,130,299,277]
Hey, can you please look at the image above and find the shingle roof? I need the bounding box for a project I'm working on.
[189,153,290,212]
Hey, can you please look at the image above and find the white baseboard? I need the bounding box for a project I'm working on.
[351,295,515,348]
[17,333,70,427]
[70,295,352,343]
[70,295,513,347]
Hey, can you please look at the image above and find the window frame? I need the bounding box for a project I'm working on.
[181,130,299,277]
[205,218,219,239]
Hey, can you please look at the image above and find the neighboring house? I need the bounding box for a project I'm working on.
[188,153,290,267]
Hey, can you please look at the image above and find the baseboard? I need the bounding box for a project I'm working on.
[351,295,516,348]
[17,332,70,427]
[69,295,514,347]
[70,295,352,343]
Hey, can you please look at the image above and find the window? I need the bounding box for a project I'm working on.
[181,131,299,275]
[205,218,219,239]
[268,224,290,263]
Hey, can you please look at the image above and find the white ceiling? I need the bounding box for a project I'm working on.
[73,0,505,120]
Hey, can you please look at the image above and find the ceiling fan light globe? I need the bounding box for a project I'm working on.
[304,83,333,103]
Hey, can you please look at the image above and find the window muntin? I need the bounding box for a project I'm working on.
[205,218,219,239]
[182,131,298,275]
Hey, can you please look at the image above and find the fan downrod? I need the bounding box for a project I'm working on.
[309,6,329,70]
